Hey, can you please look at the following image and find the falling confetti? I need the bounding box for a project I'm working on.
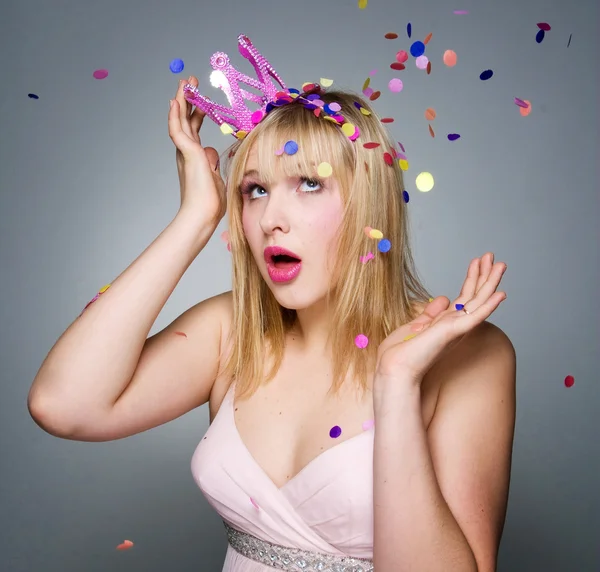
[416,55,429,70]
[396,50,409,63]
[536,29,545,43]
[330,426,342,438]
[358,0,368,9]
[514,97,528,108]
[369,90,381,101]
[480,69,494,81]
[443,49,457,67]
[385,32,399,39]
[410,41,426,58]
[93,69,109,79]
[116,540,134,551]
[519,100,532,116]
[425,108,436,121]
[537,22,551,31]
[407,22,412,38]
[169,58,185,73]
[391,62,405,71]
[447,133,461,141]
[426,61,432,74]
[428,125,435,138]
[564,375,575,388]
[567,33,572,47]
[320,78,334,87]
[416,172,434,192]
[28,93,39,99]
[453,10,469,15]
[423,32,433,45]
[381,117,394,123]
[388,78,404,92]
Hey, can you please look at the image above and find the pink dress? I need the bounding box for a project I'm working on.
[191,382,375,571]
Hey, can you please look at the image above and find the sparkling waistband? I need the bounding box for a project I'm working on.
[224,522,374,571]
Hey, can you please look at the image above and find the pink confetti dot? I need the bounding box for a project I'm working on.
[363,87,374,97]
[355,334,369,348]
[329,102,342,112]
[388,78,403,93]
[93,69,109,79]
[251,109,265,124]
[362,419,375,431]
[415,55,429,70]
[395,50,409,63]
[369,69,378,75]
[564,375,575,388]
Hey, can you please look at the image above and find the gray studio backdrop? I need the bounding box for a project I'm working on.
[1,0,598,571]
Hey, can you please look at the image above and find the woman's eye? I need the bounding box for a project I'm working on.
[299,178,322,192]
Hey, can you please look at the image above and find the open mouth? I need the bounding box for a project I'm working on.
[270,254,302,268]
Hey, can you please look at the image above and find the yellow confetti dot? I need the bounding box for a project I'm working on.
[358,0,368,9]
[236,130,247,140]
[323,116,338,124]
[416,172,434,192]
[369,228,383,239]
[341,122,356,137]
[359,107,371,116]
[99,284,111,293]
[317,162,333,177]
[220,123,233,135]
[362,77,371,91]
[398,159,409,171]
[320,78,334,87]
[402,333,417,342]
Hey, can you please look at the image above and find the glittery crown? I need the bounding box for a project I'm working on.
[183,34,362,141]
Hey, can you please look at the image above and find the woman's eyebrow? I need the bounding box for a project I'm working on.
[242,169,260,178]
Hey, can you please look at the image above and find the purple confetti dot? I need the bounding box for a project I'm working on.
[93,69,109,80]
[447,133,461,141]
[284,140,299,155]
[330,426,342,439]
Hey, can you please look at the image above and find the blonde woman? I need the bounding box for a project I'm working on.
[28,36,516,572]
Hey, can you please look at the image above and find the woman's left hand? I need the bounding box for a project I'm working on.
[374,252,508,391]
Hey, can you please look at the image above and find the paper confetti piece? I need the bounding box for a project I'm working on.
[453,10,469,15]
[362,77,371,91]
[423,32,433,45]
[381,117,394,123]
[360,252,374,264]
[169,59,184,73]
[362,419,375,431]
[567,34,572,47]
[416,55,429,70]
[407,22,412,38]
[369,91,381,101]
[428,125,435,138]
[369,69,377,75]
[363,142,381,149]
[416,172,434,192]
[425,108,436,121]
[443,49,457,67]
[390,63,406,71]
[519,100,532,116]
[480,69,494,81]
[317,162,333,177]
[426,61,432,74]
[28,93,39,99]
[398,159,409,171]
[358,0,368,9]
[284,140,299,155]
[396,50,409,63]
[564,375,575,388]
[447,133,461,141]
[383,152,393,166]
[410,41,425,57]
[116,540,134,551]
[388,78,403,92]
[174,332,187,338]
[514,97,528,108]
[398,142,406,152]
[385,32,399,39]
[354,334,369,349]
[93,69,109,79]
[537,22,551,31]
[378,238,391,252]
[403,190,410,203]
[369,228,384,239]
[536,29,545,43]
[220,123,234,135]
[330,426,342,438]
[320,78,334,87]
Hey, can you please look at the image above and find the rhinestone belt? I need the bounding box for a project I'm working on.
[224,522,374,571]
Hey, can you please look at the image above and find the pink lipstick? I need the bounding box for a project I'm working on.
[264,245,302,283]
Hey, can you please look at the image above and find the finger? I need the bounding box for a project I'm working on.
[457,257,481,301]
[204,146,221,173]
[176,78,194,139]
[475,252,494,292]
[189,107,206,140]
[468,262,507,309]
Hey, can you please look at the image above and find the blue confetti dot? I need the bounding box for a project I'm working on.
[479,69,494,81]
[410,41,425,58]
[535,29,545,44]
[455,303,465,311]
[169,58,185,73]
[378,238,391,253]
[330,426,342,439]
[28,93,39,99]
[447,133,461,141]
[402,190,410,203]
[284,140,299,155]
[407,22,412,38]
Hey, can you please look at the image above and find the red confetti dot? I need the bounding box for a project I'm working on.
[537,22,551,31]
[381,117,394,123]
[564,375,575,388]
[385,32,399,39]
[363,142,381,149]
[428,125,435,138]
[426,61,432,74]
[383,152,393,165]
[390,62,406,71]
[369,90,381,101]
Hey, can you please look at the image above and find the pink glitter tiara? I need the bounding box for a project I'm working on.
[182,34,361,141]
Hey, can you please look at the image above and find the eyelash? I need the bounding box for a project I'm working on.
[239,177,324,200]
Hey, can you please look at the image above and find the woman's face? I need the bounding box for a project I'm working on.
[240,145,345,311]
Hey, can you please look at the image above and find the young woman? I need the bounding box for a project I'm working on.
[28,36,516,572]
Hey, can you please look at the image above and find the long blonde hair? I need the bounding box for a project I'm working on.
[219,89,433,400]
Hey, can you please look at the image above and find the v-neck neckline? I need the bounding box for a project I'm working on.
[227,383,374,492]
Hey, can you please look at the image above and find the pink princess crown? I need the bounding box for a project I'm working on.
[183,34,362,141]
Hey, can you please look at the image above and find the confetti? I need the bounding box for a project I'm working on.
[398,142,406,152]
[317,161,333,177]
[564,375,575,388]
[447,133,461,141]
[537,22,551,31]
[428,125,435,138]
[416,172,434,192]
[369,90,381,101]
[407,22,412,38]
[169,58,184,73]
[93,69,109,79]
[423,32,433,45]
[362,419,375,431]
[385,32,399,39]
[320,78,334,87]
[355,334,369,348]
[369,69,378,75]
[514,97,528,108]
[410,41,425,57]
[358,0,368,8]
[567,34,572,47]
[284,140,299,155]
[360,252,374,264]
[174,332,188,338]
[396,50,409,63]
[536,29,545,43]
[116,540,134,551]
[369,228,383,239]
[363,142,381,149]
[251,109,266,124]
[416,55,429,70]
[330,425,343,438]
[453,10,469,15]
[479,69,494,81]
[403,190,410,203]
[388,78,404,92]
[381,117,394,123]
[378,238,391,253]
[519,100,532,116]
[363,226,372,236]
[398,159,409,171]
[443,49,457,67]
[426,61,432,74]
[383,152,393,165]
[28,93,39,99]
[220,123,234,135]
[363,87,374,97]
[390,63,406,71]
[362,77,371,91]
[424,108,436,121]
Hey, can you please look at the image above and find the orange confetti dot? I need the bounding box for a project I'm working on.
[426,61,432,74]
[423,32,433,45]
[443,50,457,67]
[519,100,532,116]
[385,32,399,39]
[117,540,134,551]
[424,108,436,121]
[428,125,435,138]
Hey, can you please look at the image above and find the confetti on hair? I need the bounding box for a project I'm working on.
[93,69,109,79]
[360,252,374,264]
[428,125,435,138]
[320,78,334,87]
[564,375,575,388]
[410,41,425,58]
[378,238,391,253]
[385,32,399,39]
[116,540,134,551]
[220,123,234,135]
[284,140,299,155]
[354,334,369,349]
[416,172,434,192]
[424,32,433,45]
[169,58,184,73]
[362,419,375,431]
[443,49,457,67]
[363,142,381,149]
[330,425,342,438]
[425,108,436,121]
[317,162,333,177]
[383,152,393,166]
[480,69,494,81]
[388,78,403,92]
[399,159,409,171]
[28,93,39,99]
[447,133,461,141]
[362,77,370,91]
[368,228,383,239]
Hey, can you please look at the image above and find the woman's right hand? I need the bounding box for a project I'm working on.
[169,76,226,226]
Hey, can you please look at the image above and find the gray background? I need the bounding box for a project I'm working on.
[1,0,598,570]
